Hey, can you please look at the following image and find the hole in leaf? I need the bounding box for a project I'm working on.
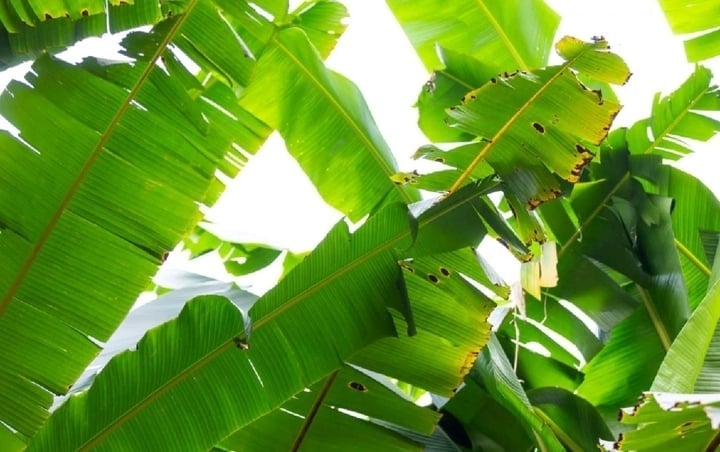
[44,13,52,19]
[81,9,88,16]
[439,267,450,277]
[348,381,367,392]
[427,274,439,284]
[532,122,545,134]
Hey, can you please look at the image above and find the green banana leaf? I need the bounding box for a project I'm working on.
[386,0,559,72]
[617,393,720,450]
[627,66,720,160]
[542,147,689,409]
[655,166,720,310]
[658,0,720,62]
[0,13,257,440]
[652,240,720,393]
[29,203,414,450]
[218,366,438,451]
[527,387,613,452]
[32,184,503,449]
[424,37,629,208]
[239,27,417,221]
[442,377,535,450]
[469,334,565,451]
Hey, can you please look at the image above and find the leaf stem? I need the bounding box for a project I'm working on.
[675,238,711,277]
[638,286,672,351]
[291,370,339,452]
[447,43,594,195]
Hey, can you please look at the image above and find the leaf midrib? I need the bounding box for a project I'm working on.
[556,72,713,347]
[271,31,413,205]
[76,189,482,447]
[474,0,529,72]
[639,72,714,277]
[447,43,594,194]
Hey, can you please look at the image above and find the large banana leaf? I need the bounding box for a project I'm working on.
[31,186,503,449]
[0,0,309,443]
[29,204,413,450]
[422,37,629,208]
[239,27,416,221]
[658,0,720,62]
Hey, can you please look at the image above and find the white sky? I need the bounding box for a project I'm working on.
[1,1,718,292]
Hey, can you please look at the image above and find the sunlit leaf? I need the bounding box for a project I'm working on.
[240,27,416,221]
[617,393,720,450]
[658,0,720,61]
[627,66,720,160]
[441,37,629,207]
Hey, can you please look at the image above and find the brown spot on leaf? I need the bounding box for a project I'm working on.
[532,122,545,134]
[427,273,439,284]
[348,381,367,392]
[81,9,88,16]
[44,13,52,19]
[439,267,450,277]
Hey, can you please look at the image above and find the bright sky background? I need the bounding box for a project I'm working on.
[1,1,718,294]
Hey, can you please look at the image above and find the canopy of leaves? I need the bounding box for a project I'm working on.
[1,0,720,450]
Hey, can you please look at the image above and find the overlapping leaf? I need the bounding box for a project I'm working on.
[219,366,438,451]
[652,240,720,393]
[29,204,413,450]
[31,182,507,449]
[468,335,565,451]
[537,145,690,409]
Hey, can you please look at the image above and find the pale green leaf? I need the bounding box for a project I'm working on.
[386,0,559,72]
[658,0,720,61]
[617,393,720,450]
[627,66,720,160]
[240,27,416,221]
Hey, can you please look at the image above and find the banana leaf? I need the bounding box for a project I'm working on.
[627,66,720,160]
[617,393,720,450]
[429,37,629,208]
[658,0,720,61]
